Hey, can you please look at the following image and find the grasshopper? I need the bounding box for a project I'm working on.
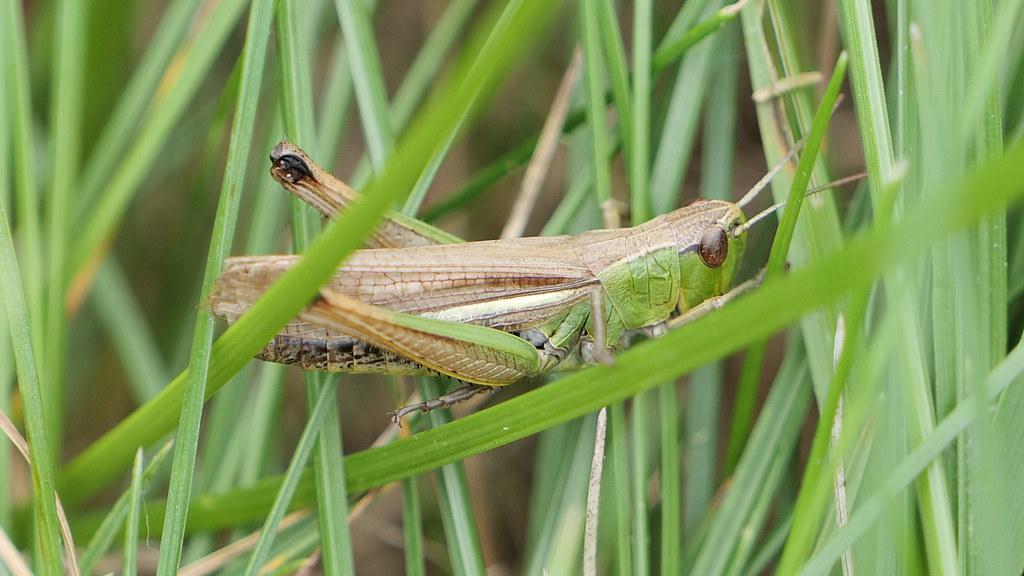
[210,141,798,420]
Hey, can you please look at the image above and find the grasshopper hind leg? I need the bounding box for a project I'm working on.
[389,382,495,424]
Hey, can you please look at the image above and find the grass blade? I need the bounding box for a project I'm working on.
[685,21,739,535]
[44,0,87,460]
[69,0,250,285]
[763,52,857,576]
[122,449,144,576]
[334,0,393,166]
[1,188,62,575]
[277,1,358,573]
[648,0,719,217]
[75,0,204,216]
[1,0,43,354]
[155,1,275,572]
[803,339,1024,575]
[595,0,631,173]
[420,379,486,575]
[0,26,11,533]
[243,383,334,575]
[401,476,426,576]
[691,340,811,576]
[90,258,169,403]
[79,441,173,576]
[578,0,614,220]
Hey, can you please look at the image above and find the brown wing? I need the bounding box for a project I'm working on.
[210,235,598,337]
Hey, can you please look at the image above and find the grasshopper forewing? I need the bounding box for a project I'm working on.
[210,142,754,418]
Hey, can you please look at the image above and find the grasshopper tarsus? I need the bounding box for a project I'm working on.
[388,383,494,424]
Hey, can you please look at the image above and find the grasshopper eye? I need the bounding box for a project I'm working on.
[698,226,728,268]
[273,154,313,183]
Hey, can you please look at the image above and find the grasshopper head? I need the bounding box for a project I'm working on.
[673,200,747,313]
[270,141,316,184]
[269,141,356,217]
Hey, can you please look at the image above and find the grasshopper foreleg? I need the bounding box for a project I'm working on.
[665,271,765,331]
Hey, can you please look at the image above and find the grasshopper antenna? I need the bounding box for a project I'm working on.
[735,137,808,209]
[732,172,868,236]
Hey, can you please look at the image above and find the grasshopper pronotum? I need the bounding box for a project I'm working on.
[210,141,814,420]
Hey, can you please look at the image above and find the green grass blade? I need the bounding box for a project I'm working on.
[283,4,359,574]
[43,0,87,462]
[648,0,719,217]
[1,196,62,574]
[690,341,812,576]
[243,383,334,575]
[729,2,846,488]
[630,0,651,223]
[155,1,275,572]
[401,476,426,576]
[1,0,43,356]
[75,0,204,217]
[334,0,393,167]
[764,53,862,576]
[524,420,582,572]
[803,339,1024,575]
[540,415,597,574]
[69,0,250,283]
[596,0,632,176]
[276,1,357,572]
[632,2,673,570]
[658,383,681,574]
[276,0,322,247]
[609,402,632,574]
[90,258,169,403]
[685,22,738,536]
[389,0,478,133]
[985,334,1024,575]
[316,36,354,166]
[419,378,486,575]
[652,1,744,73]
[578,0,613,212]
[79,441,173,576]
[122,449,144,576]
[0,23,12,533]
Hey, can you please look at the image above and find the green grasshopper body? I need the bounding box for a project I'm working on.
[210,142,750,412]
